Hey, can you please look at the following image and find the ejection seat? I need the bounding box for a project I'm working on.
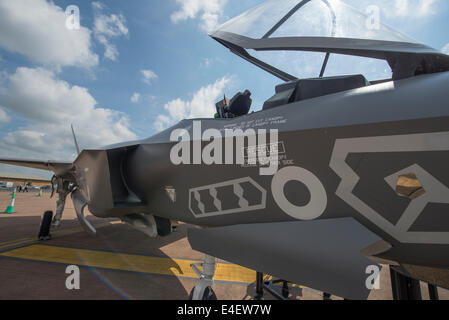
[263,74,370,110]
[215,90,252,118]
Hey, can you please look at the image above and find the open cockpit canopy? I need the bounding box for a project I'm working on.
[210,0,449,81]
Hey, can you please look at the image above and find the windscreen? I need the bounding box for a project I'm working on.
[214,0,418,43]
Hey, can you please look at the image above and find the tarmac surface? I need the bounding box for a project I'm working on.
[0,191,447,300]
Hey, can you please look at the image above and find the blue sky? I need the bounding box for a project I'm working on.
[0,0,448,178]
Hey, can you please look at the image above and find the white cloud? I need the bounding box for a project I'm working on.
[442,43,449,55]
[0,67,137,160]
[171,0,228,32]
[0,108,10,124]
[390,0,439,17]
[0,0,98,68]
[0,67,96,123]
[93,2,129,61]
[131,92,141,103]
[201,58,212,68]
[352,0,440,18]
[154,76,231,131]
[141,69,158,85]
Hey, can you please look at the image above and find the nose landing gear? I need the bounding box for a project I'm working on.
[50,175,75,230]
[189,255,217,300]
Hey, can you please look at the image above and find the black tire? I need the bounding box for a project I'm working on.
[189,286,217,300]
[282,282,289,298]
[38,211,53,240]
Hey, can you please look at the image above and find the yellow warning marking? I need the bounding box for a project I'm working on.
[0,245,304,287]
[109,221,122,225]
[0,237,33,246]
[0,239,36,249]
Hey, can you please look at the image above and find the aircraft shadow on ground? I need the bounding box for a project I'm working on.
[0,215,199,299]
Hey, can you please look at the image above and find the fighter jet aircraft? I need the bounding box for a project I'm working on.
[1,0,449,300]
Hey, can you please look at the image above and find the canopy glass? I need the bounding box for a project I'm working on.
[215,0,419,43]
[211,0,447,81]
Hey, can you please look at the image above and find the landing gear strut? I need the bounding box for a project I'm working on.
[254,272,290,300]
[428,284,439,300]
[390,266,422,300]
[189,255,217,300]
[50,176,74,229]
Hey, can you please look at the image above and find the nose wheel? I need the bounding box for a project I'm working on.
[189,286,217,300]
[38,211,53,241]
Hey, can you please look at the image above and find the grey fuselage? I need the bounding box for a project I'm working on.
[73,71,449,276]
